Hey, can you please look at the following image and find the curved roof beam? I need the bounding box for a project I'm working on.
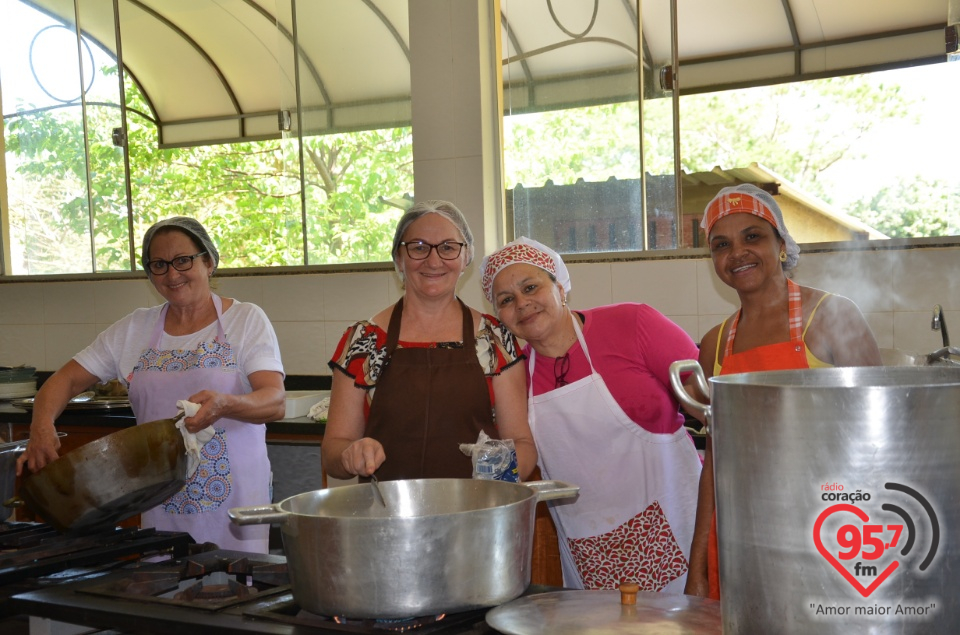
[127,0,243,131]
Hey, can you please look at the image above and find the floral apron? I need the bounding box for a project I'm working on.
[708,278,809,599]
[528,313,701,592]
[128,294,271,553]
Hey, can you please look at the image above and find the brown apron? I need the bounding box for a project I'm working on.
[364,297,498,481]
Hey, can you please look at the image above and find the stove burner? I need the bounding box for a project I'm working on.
[330,612,448,632]
[244,595,484,633]
[79,551,289,611]
[175,571,256,602]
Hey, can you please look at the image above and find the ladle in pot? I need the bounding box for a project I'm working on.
[370,473,386,507]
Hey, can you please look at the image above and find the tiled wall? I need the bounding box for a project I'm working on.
[1,244,957,373]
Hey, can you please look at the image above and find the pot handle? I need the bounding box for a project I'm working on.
[523,480,579,502]
[669,359,712,433]
[228,503,288,525]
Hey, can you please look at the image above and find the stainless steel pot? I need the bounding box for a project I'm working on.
[670,361,960,634]
[18,418,186,534]
[1,440,27,521]
[229,478,579,619]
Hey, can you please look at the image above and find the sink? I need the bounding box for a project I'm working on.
[879,348,928,366]
[880,347,960,367]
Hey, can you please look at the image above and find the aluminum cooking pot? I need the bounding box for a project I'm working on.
[670,361,960,634]
[17,417,187,534]
[230,478,579,619]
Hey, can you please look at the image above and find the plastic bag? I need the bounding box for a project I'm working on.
[459,430,519,482]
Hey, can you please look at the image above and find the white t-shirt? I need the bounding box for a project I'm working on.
[75,300,284,391]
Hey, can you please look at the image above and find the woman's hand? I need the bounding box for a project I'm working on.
[339,438,386,477]
[15,423,61,475]
[15,360,98,475]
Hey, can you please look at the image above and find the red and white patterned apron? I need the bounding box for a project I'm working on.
[128,294,271,552]
[528,313,701,592]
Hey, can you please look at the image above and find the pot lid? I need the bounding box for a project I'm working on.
[486,589,721,635]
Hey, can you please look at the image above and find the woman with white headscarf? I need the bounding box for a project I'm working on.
[687,184,881,600]
[481,238,702,593]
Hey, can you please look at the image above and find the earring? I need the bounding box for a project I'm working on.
[779,250,787,263]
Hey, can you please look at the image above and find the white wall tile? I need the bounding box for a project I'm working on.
[612,259,698,315]
[260,275,324,323]
[0,325,45,367]
[0,283,43,324]
[216,277,263,306]
[695,260,738,316]
[45,324,99,371]
[863,312,893,350]
[893,311,949,354]
[93,280,161,323]
[43,282,96,324]
[273,321,327,375]
[323,272,392,321]
[567,263,612,311]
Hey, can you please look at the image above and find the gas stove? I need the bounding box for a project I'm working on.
[0,521,194,616]
[10,547,557,634]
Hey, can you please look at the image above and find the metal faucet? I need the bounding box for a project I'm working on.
[932,305,950,348]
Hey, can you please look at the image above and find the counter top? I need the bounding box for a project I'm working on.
[0,402,325,437]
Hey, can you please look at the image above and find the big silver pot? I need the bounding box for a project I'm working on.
[229,478,579,619]
[671,362,960,634]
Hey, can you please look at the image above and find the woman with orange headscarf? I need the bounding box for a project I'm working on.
[684,184,881,599]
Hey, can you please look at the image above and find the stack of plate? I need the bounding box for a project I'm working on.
[0,365,38,399]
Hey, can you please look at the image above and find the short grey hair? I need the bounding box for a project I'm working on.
[391,200,475,275]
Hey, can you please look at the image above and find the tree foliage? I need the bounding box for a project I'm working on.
[4,67,955,274]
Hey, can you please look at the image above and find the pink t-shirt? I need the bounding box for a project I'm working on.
[526,303,699,434]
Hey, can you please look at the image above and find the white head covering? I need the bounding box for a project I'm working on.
[480,237,571,303]
[701,183,800,270]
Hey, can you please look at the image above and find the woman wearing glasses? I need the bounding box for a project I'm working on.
[16,217,285,553]
[480,238,702,593]
[322,200,536,482]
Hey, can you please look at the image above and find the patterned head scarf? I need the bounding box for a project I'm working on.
[480,237,571,303]
[701,183,800,270]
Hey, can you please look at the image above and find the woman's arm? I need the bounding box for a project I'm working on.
[16,360,99,475]
[321,369,385,479]
[685,435,714,597]
[809,294,882,367]
[491,361,537,481]
[684,337,717,596]
[182,370,286,433]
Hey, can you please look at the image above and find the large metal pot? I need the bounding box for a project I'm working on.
[229,478,579,619]
[1,439,27,522]
[670,361,960,634]
[17,417,187,534]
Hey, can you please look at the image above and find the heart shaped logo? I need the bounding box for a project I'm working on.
[813,504,899,597]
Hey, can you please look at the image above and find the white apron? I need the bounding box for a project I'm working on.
[128,294,271,553]
[528,313,701,592]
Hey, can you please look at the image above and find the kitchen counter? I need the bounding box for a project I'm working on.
[0,401,326,436]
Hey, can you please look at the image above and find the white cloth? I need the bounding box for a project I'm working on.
[73,300,284,388]
[175,400,215,477]
[528,313,702,592]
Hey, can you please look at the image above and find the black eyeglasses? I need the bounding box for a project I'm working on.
[144,252,208,275]
[554,353,570,388]
[399,240,465,260]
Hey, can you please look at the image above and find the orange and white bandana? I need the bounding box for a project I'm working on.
[701,188,781,235]
[481,237,571,303]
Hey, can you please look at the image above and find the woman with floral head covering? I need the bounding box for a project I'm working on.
[481,237,702,593]
[686,183,881,600]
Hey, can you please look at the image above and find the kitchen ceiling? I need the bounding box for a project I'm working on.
[18,0,951,147]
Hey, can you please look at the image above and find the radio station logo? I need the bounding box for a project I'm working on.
[813,482,940,598]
